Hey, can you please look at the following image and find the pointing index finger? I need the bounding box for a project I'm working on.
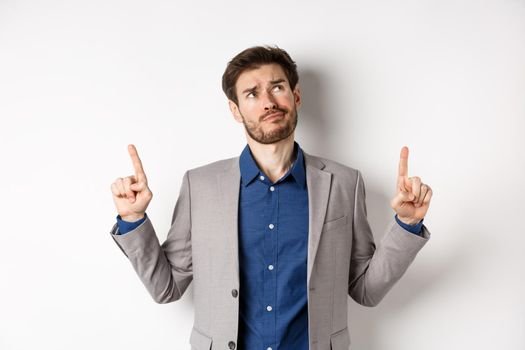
[128,144,147,183]
[397,146,409,190]
[398,146,409,177]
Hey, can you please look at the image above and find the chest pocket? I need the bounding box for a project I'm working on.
[322,214,348,232]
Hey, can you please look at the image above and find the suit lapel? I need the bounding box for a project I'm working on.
[216,151,332,288]
[217,159,241,286]
[303,151,332,285]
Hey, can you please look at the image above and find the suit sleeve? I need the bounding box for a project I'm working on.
[347,170,430,306]
[115,213,148,235]
[109,170,193,304]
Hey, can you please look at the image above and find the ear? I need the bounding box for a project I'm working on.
[228,100,244,123]
[293,84,301,109]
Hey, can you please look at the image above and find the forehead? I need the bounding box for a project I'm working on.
[236,63,288,91]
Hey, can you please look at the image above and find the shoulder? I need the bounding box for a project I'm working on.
[185,156,239,181]
[303,151,361,182]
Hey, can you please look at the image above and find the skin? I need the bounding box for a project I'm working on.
[228,63,301,183]
[111,144,151,222]
[111,64,433,226]
[391,146,433,225]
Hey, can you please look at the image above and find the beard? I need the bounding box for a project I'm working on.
[240,105,298,145]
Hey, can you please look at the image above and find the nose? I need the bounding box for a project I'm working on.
[262,91,277,111]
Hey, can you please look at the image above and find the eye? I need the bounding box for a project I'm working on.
[273,85,283,91]
[247,91,256,98]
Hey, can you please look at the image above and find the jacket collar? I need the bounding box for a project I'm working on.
[239,140,306,189]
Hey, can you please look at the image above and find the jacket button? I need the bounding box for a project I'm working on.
[228,340,236,349]
[231,289,238,298]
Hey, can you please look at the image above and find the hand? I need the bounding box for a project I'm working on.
[390,146,433,225]
[110,144,153,221]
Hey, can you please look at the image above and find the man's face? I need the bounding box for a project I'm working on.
[229,63,301,145]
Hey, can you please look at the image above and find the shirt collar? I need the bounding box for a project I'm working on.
[239,140,306,189]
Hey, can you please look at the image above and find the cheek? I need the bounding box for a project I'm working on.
[242,99,268,115]
[278,94,295,108]
[238,100,258,113]
[238,106,260,123]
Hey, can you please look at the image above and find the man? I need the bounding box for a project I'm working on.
[109,45,433,350]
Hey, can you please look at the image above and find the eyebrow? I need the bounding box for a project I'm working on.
[241,79,286,94]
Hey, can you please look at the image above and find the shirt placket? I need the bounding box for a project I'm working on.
[261,174,279,350]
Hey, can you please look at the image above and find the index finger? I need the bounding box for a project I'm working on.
[397,146,409,190]
[128,144,147,183]
[398,146,409,177]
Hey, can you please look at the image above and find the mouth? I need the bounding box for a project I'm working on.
[263,112,284,122]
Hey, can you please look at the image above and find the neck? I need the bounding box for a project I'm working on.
[246,133,296,183]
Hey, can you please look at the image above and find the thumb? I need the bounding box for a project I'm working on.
[130,182,146,192]
[391,190,415,209]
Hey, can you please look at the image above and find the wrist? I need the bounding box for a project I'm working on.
[121,213,145,222]
[396,215,420,226]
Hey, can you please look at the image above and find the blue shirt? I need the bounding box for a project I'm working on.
[115,142,423,350]
[237,141,309,349]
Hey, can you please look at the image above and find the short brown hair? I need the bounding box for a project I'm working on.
[222,45,299,106]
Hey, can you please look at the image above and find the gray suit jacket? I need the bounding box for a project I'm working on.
[110,150,430,350]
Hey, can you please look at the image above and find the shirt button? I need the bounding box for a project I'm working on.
[228,341,236,349]
[266,305,272,312]
[268,224,274,229]
[270,186,275,191]
[231,289,238,298]
[268,265,274,270]
[259,175,265,181]
[267,347,273,350]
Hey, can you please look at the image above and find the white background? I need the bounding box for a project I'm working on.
[1,0,524,349]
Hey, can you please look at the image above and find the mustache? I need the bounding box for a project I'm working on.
[261,108,287,121]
